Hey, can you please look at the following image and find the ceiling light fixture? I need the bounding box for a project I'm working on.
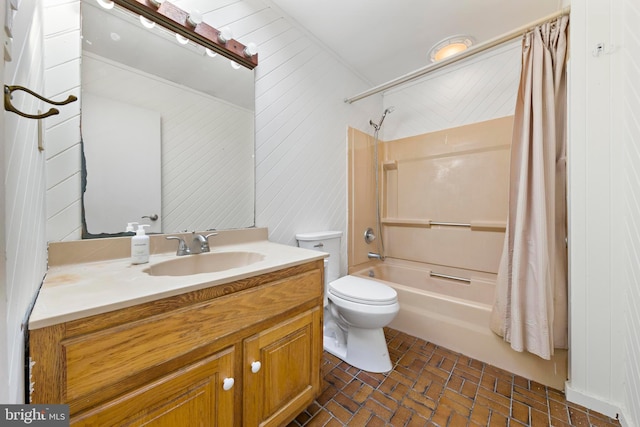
[244,42,258,58]
[218,27,233,44]
[186,10,202,28]
[106,0,258,69]
[429,35,474,62]
[96,0,115,10]
[175,33,189,45]
[139,15,155,29]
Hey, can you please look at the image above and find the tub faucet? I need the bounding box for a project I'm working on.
[368,252,383,260]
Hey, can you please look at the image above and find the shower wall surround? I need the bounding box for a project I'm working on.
[349,116,512,277]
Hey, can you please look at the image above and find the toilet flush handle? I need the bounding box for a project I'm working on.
[251,361,261,373]
[314,242,324,248]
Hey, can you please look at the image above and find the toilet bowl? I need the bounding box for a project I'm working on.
[296,231,399,373]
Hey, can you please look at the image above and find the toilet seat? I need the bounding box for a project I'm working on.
[328,275,397,306]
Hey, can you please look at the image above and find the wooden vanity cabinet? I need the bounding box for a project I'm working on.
[29,260,324,427]
[243,308,322,427]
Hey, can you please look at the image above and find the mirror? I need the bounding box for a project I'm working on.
[80,0,255,237]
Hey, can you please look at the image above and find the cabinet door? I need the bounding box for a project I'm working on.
[243,308,322,427]
[72,347,235,427]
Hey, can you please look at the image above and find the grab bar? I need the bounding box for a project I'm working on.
[429,221,471,228]
[429,272,471,283]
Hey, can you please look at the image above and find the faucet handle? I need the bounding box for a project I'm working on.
[166,236,191,256]
[190,232,218,254]
[197,232,218,253]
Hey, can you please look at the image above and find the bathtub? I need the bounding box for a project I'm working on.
[352,259,567,390]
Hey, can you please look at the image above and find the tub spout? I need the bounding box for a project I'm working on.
[368,252,383,260]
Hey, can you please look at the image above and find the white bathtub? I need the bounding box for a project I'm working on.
[352,259,567,390]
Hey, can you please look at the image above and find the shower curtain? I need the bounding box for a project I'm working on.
[490,15,569,360]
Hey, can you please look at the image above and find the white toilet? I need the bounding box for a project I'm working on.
[296,231,399,373]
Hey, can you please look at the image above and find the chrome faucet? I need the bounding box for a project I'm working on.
[166,232,218,256]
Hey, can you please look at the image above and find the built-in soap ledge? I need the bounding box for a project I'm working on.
[381,218,506,232]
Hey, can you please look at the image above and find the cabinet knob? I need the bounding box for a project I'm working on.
[222,377,235,391]
[250,361,261,373]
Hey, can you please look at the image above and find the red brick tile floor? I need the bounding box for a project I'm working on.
[288,328,621,427]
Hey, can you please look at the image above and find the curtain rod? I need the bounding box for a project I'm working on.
[344,6,570,104]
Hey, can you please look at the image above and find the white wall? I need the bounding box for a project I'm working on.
[567,0,637,423]
[3,0,49,403]
[616,0,640,424]
[251,2,380,252]
[43,0,82,242]
[382,41,520,139]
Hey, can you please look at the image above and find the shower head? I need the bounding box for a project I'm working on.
[370,106,395,131]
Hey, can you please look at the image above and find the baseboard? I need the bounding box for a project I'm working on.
[564,382,625,422]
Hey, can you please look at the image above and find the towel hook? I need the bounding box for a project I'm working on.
[4,84,77,120]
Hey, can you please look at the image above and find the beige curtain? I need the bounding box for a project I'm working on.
[490,15,569,360]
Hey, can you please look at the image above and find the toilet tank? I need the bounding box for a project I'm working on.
[296,231,342,283]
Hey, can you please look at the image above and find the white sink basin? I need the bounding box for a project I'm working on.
[144,251,265,276]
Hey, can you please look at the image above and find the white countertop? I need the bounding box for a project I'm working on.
[29,240,327,330]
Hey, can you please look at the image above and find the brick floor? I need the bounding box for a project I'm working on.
[288,328,621,427]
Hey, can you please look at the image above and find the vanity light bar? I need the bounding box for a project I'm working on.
[111,0,258,69]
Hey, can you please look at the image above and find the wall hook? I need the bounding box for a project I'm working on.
[4,84,77,120]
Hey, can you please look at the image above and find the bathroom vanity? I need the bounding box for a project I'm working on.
[28,229,326,426]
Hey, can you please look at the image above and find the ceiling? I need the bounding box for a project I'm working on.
[268,0,563,86]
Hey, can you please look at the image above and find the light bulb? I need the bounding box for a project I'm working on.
[205,48,217,58]
[139,16,155,29]
[230,60,241,70]
[187,10,203,27]
[96,0,114,10]
[175,34,189,45]
[218,27,233,44]
[244,42,258,57]
[149,0,164,7]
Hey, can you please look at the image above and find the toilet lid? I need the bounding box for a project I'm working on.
[328,275,398,305]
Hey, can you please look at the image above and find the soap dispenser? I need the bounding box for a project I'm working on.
[131,224,150,265]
